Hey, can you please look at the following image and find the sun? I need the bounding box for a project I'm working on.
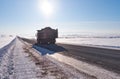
[40,0,54,18]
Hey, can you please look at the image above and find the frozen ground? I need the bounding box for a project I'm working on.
[56,34,120,50]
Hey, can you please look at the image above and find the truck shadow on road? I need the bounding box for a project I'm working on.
[33,44,67,55]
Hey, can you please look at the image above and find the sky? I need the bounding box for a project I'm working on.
[0,0,120,36]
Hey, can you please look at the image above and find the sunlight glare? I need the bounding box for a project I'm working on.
[40,0,54,18]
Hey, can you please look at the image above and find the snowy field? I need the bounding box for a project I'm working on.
[0,35,15,48]
[56,33,120,50]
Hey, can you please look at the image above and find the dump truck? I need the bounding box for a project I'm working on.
[36,27,58,44]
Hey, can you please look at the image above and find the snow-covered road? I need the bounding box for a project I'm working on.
[0,37,96,79]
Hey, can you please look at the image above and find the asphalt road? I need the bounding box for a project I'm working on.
[20,37,120,74]
[57,43,120,74]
